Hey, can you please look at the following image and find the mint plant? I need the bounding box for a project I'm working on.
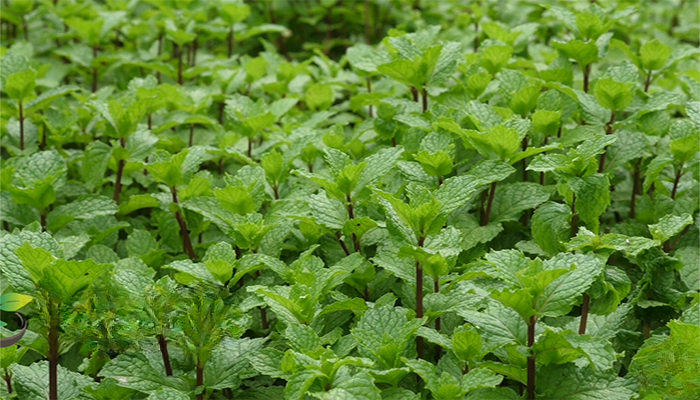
[1,1,698,399]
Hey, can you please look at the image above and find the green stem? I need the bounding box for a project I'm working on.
[171,186,195,260]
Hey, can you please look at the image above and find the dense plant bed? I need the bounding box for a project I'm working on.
[1,0,699,399]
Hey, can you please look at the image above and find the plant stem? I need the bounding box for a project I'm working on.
[3,371,11,394]
[247,136,253,158]
[171,186,196,260]
[366,78,373,118]
[527,315,536,400]
[196,358,204,400]
[474,22,479,52]
[598,112,616,173]
[416,236,425,360]
[41,211,47,232]
[157,334,173,376]
[228,26,234,58]
[92,45,99,93]
[114,138,126,204]
[583,64,591,93]
[571,196,579,237]
[22,15,27,40]
[434,278,442,362]
[337,233,351,256]
[176,43,183,85]
[579,293,590,334]
[481,181,497,226]
[421,87,428,113]
[189,124,194,147]
[644,69,653,92]
[364,0,371,44]
[411,86,419,103]
[48,301,60,400]
[521,137,529,182]
[18,100,24,151]
[157,33,163,83]
[346,194,361,253]
[671,164,683,200]
[192,35,198,66]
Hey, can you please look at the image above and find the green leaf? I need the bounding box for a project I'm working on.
[669,134,700,164]
[490,182,550,223]
[452,324,483,362]
[305,83,334,111]
[531,110,562,137]
[538,364,636,400]
[15,243,111,302]
[481,45,512,75]
[351,305,424,368]
[46,195,118,232]
[532,202,571,256]
[204,337,265,390]
[630,320,700,398]
[538,253,604,317]
[553,39,599,67]
[100,354,189,392]
[569,174,610,234]
[4,69,36,100]
[0,292,33,311]
[81,141,113,191]
[11,361,93,400]
[648,214,693,243]
[640,40,672,71]
[378,59,421,88]
[594,78,633,111]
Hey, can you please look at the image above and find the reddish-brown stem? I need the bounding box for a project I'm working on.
[192,36,198,66]
[114,138,126,204]
[598,113,616,173]
[228,27,234,58]
[411,86,419,103]
[176,43,183,85]
[157,334,173,376]
[481,181,497,226]
[522,137,529,182]
[195,358,204,400]
[583,64,591,93]
[571,197,579,237]
[416,236,425,359]
[391,137,397,147]
[247,136,253,158]
[644,70,653,92]
[40,212,47,232]
[337,233,351,256]
[18,100,24,150]
[92,45,99,93]
[3,371,11,394]
[579,293,590,334]
[366,78,373,118]
[273,185,279,200]
[22,15,27,40]
[364,0,371,44]
[671,165,683,200]
[527,315,537,400]
[434,278,441,362]
[48,302,59,400]
[421,87,428,113]
[171,186,196,260]
[630,159,641,218]
[147,114,152,131]
[346,194,361,253]
[156,33,163,83]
